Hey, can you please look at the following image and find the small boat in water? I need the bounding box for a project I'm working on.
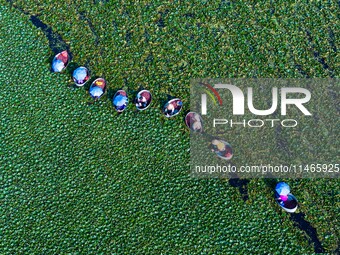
[52,50,69,73]
[210,139,233,160]
[89,78,106,100]
[113,90,128,112]
[135,90,152,111]
[275,193,298,213]
[73,67,90,86]
[185,112,203,132]
[163,98,183,117]
[274,182,298,213]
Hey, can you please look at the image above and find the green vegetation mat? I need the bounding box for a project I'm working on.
[0,1,339,254]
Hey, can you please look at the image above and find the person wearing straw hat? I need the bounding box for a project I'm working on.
[275,182,290,202]
[275,182,298,213]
